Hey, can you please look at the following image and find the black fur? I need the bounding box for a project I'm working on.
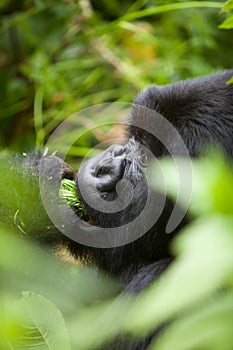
[130,70,233,157]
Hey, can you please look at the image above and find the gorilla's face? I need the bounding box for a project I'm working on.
[75,138,148,227]
[74,137,176,266]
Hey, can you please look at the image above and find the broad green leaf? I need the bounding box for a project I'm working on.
[150,153,233,216]
[150,295,233,350]
[221,0,233,12]
[67,216,233,347]
[20,292,71,350]
[122,216,233,334]
[219,15,233,29]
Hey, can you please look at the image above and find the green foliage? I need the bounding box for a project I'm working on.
[0,1,233,349]
[19,292,71,350]
[0,152,58,241]
[220,0,233,28]
[0,152,232,349]
[150,151,233,216]
[0,227,121,350]
[0,0,232,152]
[145,152,233,349]
[59,178,85,218]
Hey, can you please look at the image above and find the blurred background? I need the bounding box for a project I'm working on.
[0,0,232,157]
[0,2,233,350]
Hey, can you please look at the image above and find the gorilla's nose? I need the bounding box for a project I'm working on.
[95,144,126,191]
[94,138,147,192]
[77,139,146,198]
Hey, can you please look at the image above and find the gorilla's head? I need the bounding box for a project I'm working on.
[71,136,182,277]
[75,138,149,228]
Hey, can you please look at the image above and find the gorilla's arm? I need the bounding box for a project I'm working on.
[0,152,75,246]
[129,70,233,157]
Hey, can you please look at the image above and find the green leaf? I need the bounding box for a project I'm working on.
[150,295,233,350]
[221,0,233,12]
[150,152,233,216]
[59,178,85,218]
[219,14,233,29]
[20,292,71,350]
[122,216,233,334]
[227,76,233,84]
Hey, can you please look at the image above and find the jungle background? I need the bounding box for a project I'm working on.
[0,1,233,350]
[1,0,233,153]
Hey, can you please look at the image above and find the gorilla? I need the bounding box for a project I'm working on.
[69,70,233,282]
[1,70,233,350]
[65,70,232,349]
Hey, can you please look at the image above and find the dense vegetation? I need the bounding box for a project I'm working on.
[0,1,232,349]
[1,0,233,152]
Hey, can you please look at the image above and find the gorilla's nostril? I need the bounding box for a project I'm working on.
[95,156,125,192]
[96,163,113,178]
[95,145,126,180]
[94,139,147,193]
